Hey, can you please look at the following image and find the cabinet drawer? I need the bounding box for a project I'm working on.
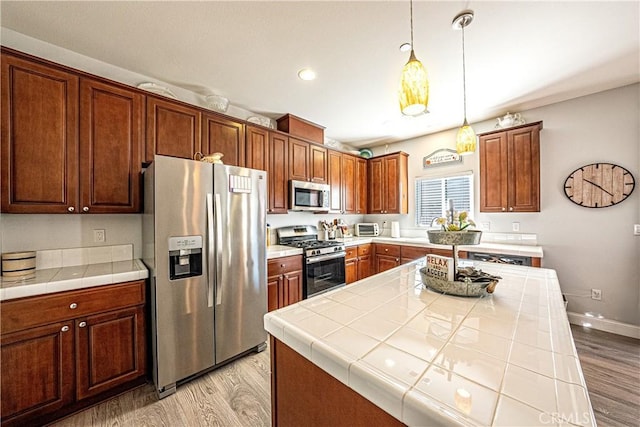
[374,244,400,257]
[357,244,372,256]
[268,255,303,276]
[400,245,430,260]
[1,280,145,334]
[345,247,358,260]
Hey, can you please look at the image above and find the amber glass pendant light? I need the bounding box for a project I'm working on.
[399,0,429,116]
[453,10,476,155]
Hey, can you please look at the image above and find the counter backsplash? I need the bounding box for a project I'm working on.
[34,244,134,270]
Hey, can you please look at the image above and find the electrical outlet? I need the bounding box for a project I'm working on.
[634,224,640,236]
[481,222,491,231]
[93,229,105,243]
[591,289,602,301]
[512,222,520,232]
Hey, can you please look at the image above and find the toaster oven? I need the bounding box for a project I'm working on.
[355,223,379,237]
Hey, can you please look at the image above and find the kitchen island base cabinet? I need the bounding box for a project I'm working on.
[0,280,147,427]
[270,337,405,427]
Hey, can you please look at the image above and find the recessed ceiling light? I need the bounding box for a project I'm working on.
[399,43,412,52]
[298,68,316,81]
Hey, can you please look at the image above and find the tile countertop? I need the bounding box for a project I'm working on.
[264,260,594,426]
[1,257,149,302]
[336,236,544,258]
[267,245,303,259]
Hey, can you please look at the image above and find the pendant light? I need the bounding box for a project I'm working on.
[453,10,476,155]
[399,0,429,116]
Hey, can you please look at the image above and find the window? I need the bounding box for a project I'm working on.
[415,173,473,226]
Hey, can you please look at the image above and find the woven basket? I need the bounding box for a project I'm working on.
[419,267,497,297]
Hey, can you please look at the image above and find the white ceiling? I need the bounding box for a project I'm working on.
[1,1,638,148]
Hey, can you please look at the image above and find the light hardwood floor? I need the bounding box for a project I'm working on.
[50,326,639,427]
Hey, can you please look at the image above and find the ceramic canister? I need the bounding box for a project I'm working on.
[2,251,36,278]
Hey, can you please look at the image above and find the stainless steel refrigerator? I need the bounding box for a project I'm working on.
[142,155,267,398]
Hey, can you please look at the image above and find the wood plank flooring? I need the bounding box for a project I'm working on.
[49,326,639,427]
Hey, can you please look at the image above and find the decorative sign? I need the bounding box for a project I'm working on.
[425,254,454,281]
[423,149,462,168]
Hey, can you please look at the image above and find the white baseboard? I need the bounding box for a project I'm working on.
[568,312,640,339]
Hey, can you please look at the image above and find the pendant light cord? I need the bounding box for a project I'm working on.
[410,0,414,48]
[461,18,468,122]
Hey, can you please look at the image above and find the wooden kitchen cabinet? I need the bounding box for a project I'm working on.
[327,151,359,214]
[374,243,401,273]
[146,96,201,162]
[267,255,303,311]
[268,133,289,214]
[345,247,358,284]
[368,152,409,214]
[0,280,146,427]
[201,113,245,167]
[328,150,343,212]
[1,50,142,214]
[400,245,430,264]
[1,50,79,214]
[356,157,368,214]
[245,125,269,171]
[479,122,542,212]
[357,244,373,280]
[288,137,327,184]
[345,244,374,284]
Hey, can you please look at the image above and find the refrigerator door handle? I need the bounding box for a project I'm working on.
[206,193,214,307]
[214,193,223,306]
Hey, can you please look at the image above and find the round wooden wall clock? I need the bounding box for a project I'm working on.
[564,163,635,208]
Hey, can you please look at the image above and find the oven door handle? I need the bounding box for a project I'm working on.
[306,252,346,264]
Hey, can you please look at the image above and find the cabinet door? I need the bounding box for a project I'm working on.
[246,125,269,171]
[146,97,201,162]
[357,254,372,280]
[1,321,74,423]
[384,155,408,214]
[342,154,356,214]
[375,254,400,274]
[356,158,368,214]
[479,132,508,212]
[282,271,303,307]
[80,78,143,213]
[269,133,289,213]
[1,53,79,213]
[267,275,280,312]
[202,113,245,167]
[76,306,145,400]
[508,126,540,212]
[345,258,358,284]
[328,150,342,212]
[368,158,384,213]
[288,137,309,181]
[309,144,328,184]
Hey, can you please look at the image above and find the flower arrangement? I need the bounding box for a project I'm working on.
[434,210,475,231]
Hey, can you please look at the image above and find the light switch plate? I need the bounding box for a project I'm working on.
[93,229,105,243]
[512,222,520,232]
[634,224,640,236]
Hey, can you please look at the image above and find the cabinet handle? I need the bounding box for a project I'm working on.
[61,326,70,332]
[83,206,89,212]
[509,207,514,212]
[68,206,75,212]
[78,321,87,328]
[69,303,78,309]
[501,207,506,212]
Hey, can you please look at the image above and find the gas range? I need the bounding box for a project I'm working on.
[277,225,345,258]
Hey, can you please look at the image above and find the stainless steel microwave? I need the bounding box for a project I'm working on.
[289,180,330,211]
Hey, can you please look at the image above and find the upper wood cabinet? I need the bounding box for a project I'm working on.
[368,152,409,214]
[328,150,343,212]
[479,122,542,213]
[146,96,201,162]
[327,151,360,214]
[245,125,269,171]
[269,133,289,214]
[201,113,245,167]
[356,157,367,214]
[288,137,327,184]
[80,78,143,213]
[342,154,357,214]
[1,50,142,214]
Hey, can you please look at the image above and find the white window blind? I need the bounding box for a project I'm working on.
[415,173,473,226]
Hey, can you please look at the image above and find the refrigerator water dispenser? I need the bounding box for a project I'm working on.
[168,236,203,280]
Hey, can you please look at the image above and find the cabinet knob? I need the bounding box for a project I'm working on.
[509,207,514,212]
[69,303,77,309]
[78,321,87,328]
[281,264,285,268]
[83,206,89,212]
[395,258,399,262]
[61,325,70,332]
[385,249,388,252]
[68,206,75,212]
[501,207,506,212]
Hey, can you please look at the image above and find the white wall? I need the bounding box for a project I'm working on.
[367,84,640,326]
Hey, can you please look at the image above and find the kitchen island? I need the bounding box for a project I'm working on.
[264,259,594,426]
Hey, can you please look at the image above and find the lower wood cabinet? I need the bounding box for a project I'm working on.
[346,244,373,284]
[374,244,401,274]
[0,280,146,427]
[267,255,303,311]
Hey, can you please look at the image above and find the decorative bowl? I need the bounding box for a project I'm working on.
[427,230,482,246]
[419,267,497,297]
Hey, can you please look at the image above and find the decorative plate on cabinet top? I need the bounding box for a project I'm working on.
[137,82,178,99]
[359,148,374,158]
